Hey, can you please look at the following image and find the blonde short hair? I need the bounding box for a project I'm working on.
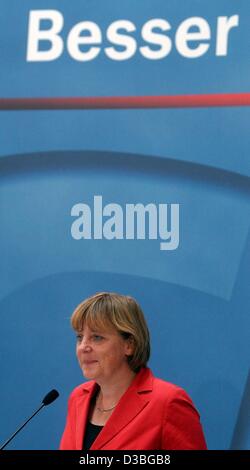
[71,292,150,372]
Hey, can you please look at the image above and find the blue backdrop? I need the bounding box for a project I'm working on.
[0,0,249,450]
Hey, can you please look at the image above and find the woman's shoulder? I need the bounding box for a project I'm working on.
[141,367,182,391]
[145,368,192,402]
[153,375,186,398]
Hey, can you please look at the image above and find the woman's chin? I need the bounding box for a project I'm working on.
[82,366,99,380]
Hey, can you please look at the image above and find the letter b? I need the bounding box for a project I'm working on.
[27,10,64,61]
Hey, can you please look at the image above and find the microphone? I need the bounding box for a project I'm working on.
[0,389,59,450]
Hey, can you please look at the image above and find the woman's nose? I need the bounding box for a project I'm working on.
[78,338,92,351]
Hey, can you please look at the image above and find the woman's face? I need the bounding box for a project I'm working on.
[76,324,134,383]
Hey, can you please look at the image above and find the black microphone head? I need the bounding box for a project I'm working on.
[42,389,59,406]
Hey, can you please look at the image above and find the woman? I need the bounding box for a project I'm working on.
[60,292,207,450]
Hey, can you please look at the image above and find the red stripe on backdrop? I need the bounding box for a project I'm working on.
[0,93,250,110]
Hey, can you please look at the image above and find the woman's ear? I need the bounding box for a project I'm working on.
[125,335,135,356]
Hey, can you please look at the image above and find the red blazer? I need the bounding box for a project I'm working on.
[60,367,207,450]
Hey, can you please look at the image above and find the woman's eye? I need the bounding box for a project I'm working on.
[93,335,103,341]
[76,335,82,342]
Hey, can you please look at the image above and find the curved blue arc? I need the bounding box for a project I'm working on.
[0,149,250,188]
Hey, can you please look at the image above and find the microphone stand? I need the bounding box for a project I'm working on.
[0,403,45,450]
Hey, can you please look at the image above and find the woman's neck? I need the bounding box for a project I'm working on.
[97,368,136,407]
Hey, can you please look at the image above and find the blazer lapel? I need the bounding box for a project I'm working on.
[75,381,98,450]
[91,368,153,450]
